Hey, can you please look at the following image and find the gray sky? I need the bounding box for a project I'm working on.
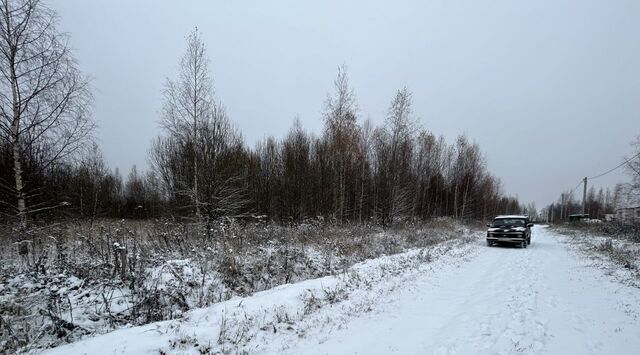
[50,0,640,209]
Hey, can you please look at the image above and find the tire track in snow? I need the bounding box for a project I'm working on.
[430,232,550,354]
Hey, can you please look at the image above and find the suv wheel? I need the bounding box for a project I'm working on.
[487,240,493,247]
[521,240,527,249]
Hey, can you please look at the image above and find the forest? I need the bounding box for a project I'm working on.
[0,21,523,228]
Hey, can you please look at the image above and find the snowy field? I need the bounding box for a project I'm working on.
[37,225,640,354]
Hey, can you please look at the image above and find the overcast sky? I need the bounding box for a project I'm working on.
[49,0,640,209]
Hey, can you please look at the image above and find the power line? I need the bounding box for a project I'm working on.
[588,151,640,180]
[562,179,583,198]
[553,151,640,211]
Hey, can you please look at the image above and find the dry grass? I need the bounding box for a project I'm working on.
[0,217,467,354]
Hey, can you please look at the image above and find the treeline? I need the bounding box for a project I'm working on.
[544,134,640,222]
[0,13,522,225]
[543,185,618,221]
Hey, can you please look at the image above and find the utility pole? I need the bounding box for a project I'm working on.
[560,193,565,220]
[582,177,588,215]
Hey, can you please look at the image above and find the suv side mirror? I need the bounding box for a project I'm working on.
[486,223,491,227]
[527,223,534,227]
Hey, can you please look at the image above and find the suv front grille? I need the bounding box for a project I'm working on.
[489,232,523,238]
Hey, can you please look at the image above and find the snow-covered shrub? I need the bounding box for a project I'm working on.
[0,217,469,354]
[567,221,640,243]
[553,223,640,280]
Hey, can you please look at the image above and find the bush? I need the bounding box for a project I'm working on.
[0,217,466,353]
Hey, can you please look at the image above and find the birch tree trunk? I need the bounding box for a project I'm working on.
[1,0,94,225]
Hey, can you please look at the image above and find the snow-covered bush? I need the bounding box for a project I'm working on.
[0,217,467,354]
[553,223,640,280]
[566,221,640,243]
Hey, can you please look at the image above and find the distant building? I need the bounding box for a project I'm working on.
[614,184,639,223]
[569,213,590,221]
[615,206,640,223]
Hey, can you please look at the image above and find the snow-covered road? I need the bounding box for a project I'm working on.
[287,226,640,354]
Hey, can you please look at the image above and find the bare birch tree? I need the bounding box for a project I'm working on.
[322,64,360,222]
[385,87,416,222]
[160,28,214,220]
[0,0,93,225]
[156,29,248,220]
[624,135,640,205]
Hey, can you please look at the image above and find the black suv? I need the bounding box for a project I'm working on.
[486,215,533,248]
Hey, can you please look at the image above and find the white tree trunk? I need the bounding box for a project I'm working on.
[10,65,26,226]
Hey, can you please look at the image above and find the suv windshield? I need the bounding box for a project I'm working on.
[491,218,526,227]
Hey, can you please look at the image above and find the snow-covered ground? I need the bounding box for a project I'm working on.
[551,225,640,287]
[40,226,640,354]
